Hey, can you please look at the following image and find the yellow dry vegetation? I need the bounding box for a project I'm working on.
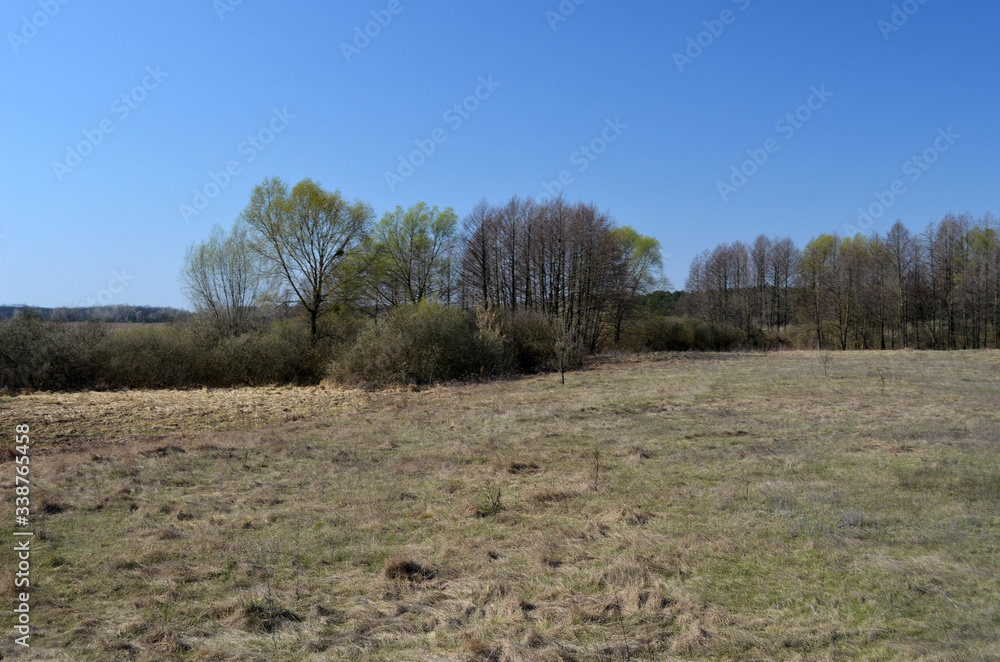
[0,351,998,660]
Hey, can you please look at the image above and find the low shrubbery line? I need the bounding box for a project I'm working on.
[0,304,754,392]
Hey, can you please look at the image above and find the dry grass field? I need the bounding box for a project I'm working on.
[1,351,999,661]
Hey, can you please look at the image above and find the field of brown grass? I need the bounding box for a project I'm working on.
[1,351,998,660]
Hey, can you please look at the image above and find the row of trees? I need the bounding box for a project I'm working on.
[684,213,1000,349]
[459,198,662,348]
[684,235,797,339]
[181,177,664,353]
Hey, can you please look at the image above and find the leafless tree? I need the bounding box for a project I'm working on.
[181,223,275,336]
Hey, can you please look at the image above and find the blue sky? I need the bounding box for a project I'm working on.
[2,0,998,308]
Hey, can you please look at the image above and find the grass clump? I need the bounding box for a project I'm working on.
[474,480,504,518]
[231,599,302,634]
[382,558,436,583]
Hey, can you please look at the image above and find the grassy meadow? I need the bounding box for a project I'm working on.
[1,351,999,660]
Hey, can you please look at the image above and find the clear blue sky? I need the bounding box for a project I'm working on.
[2,0,998,308]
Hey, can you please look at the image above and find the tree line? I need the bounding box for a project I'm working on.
[2,177,681,392]
[683,213,1000,349]
[9,177,991,394]
[182,177,664,353]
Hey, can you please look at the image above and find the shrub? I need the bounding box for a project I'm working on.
[207,320,326,386]
[499,309,557,372]
[478,308,585,374]
[329,303,508,386]
[98,325,199,389]
[0,309,367,392]
[0,315,104,391]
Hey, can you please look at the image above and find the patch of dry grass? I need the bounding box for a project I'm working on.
[1,350,999,660]
[0,385,366,456]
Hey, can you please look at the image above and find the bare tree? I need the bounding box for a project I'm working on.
[749,235,772,332]
[457,197,639,350]
[886,221,913,347]
[770,237,797,330]
[181,223,274,336]
[459,199,496,310]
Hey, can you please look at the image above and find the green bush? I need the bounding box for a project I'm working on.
[329,303,508,386]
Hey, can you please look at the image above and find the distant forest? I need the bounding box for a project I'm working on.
[0,305,189,324]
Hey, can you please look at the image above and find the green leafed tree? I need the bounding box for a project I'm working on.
[609,226,664,343]
[364,203,459,308]
[798,234,838,348]
[240,177,375,339]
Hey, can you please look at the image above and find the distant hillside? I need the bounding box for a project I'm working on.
[0,304,191,323]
